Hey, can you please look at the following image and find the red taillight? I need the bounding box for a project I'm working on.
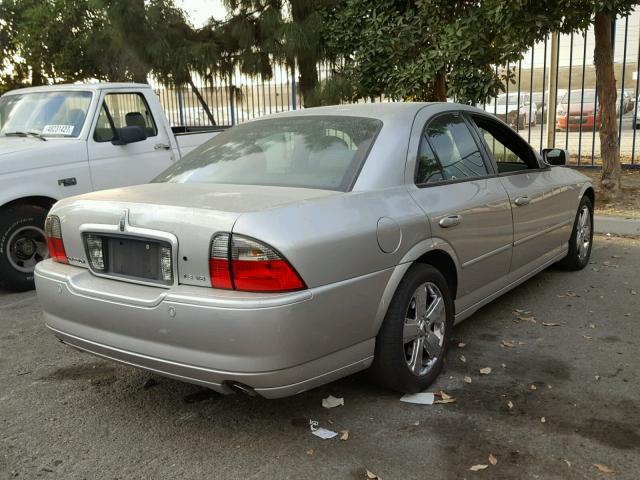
[44,215,67,264]
[209,234,232,289]
[209,233,305,292]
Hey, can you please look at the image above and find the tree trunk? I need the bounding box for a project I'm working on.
[594,11,621,201]
[187,76,216,125]
[31,64,45,86]
[298,57,320,107]
[434,69,447,102]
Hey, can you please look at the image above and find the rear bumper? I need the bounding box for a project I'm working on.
[35,260,389,398]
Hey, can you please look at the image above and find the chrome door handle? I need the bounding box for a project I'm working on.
[439,215,462,228]
[514,196,530,206]
[154,143,171,150]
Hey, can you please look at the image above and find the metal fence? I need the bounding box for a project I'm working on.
[152,10,640,167]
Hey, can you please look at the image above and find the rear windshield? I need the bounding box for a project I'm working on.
[154,115,382,191]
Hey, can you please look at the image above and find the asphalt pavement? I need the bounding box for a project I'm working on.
[1,234,639,479]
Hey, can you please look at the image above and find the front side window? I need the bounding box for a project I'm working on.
[0,91,92,138]
[93,93,157,142]
[154,116,382,192]
[425,114,489,180]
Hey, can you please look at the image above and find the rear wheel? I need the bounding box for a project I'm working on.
[0,205,49,292]
[558,196,593,270]
[370,264,454,393]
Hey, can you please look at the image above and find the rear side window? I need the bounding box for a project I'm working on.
[418,113,489,182]
[154,116,382,192]
[94,93,157,142]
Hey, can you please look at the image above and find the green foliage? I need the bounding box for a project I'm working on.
[320,0,638,104]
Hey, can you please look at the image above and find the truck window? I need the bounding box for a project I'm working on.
[93,93,157,142]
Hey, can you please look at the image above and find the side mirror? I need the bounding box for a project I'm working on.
[542,148,568,166]
[112,126,147,146]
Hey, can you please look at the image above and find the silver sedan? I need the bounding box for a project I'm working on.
[35,103,594,398]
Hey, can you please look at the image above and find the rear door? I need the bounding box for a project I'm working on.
[468,114,573,277]
[407,110,513,314]
[87,91,174,190]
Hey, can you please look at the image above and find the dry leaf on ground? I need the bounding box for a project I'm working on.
[458,342,466,348]
[322,395,344,409]
[516,315,537,323]
[507,400,514,409]
[340,430,349,441]
[469,464,489,471]
[366,469,381,479]
[542,322,561,327]
[459,355,467,363]
[306,448,314,455]
[540,417,546,423]
[479,367,492,375]
[488,454,498,465]
[593,463,615,474]
[501,340,517,348]
[464,376,472,384]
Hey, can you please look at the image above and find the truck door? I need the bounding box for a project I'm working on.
[87,91,174,190]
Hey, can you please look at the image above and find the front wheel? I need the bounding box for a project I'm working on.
[558,196,593,270]
[370,264,454,393]
[0,205,49,292]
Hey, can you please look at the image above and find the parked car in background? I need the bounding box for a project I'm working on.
[556,89,600,131]
[35,102,594,398]
[485,93,536,129]
[0,83,225,291]
[531,90,566,125]
[617,89,633,114]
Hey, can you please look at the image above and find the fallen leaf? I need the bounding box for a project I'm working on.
[458,342,466,348]
[479,367,492,375]
[434,397,457,404]
[542,322,561,327]
[593,463,615,474]
[583,335,593,340]
[566,290,578,297]
[595,375,600,381]
[540,417,546,423]
[507,400,514,409]
[501,363,507,368]
[459,355,467,363]
[530,384,537,390]
[438,391,452,400]
[589,324,596,329]
[366,469,381,479]
[464,376,472,384]
[517,315,537,323]
[488,454,498,466]
[469,464,489,471]
[306,448,314,455]
[340,430,349,441]
[563,459,571,468]
[631,290,637,295]
[501,340,517,348]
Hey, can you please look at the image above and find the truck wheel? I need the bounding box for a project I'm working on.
[0,205,49,292]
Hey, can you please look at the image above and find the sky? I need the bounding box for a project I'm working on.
[178,0,227,27]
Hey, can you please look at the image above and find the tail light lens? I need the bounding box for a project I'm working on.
[44,215,68,264]
[209,233,305,292]
[85,234,105,271]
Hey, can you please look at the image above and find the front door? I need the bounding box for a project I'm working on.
[87,91,174,191]
[408,112,513,315]
[468,113,572,277]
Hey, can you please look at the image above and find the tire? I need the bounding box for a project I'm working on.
[0,204,49,292]
[370,264,454,393]
[558,196,593,271]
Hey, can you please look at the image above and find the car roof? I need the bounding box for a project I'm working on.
[2,82,151,95]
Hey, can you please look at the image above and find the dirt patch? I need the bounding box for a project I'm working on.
[578,168,640,218]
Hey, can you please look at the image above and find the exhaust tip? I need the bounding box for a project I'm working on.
[226,381,258,397]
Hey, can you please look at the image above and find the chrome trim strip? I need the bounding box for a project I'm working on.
[513,219,572,247]
[462,243,512,269]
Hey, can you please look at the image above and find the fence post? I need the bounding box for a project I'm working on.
[177,87,185,127]
[546,32,559,148]
[291,65,297,111]
[229,84,236,126]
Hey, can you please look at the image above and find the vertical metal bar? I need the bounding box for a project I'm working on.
[540,35,548,149]
[292,65,297,110]
[552,33,561,147]
[528,46,534,144]
[261,77,267,116]
[565,33,574,150]
[578,30,588,166]
[591,78,598,165]
[517,60,522,134]
[493,65,498,118]
[268,72,273,114]
[630,17,640,165]
[177,87,185,127]
[506,61,510,128]
[229,75,236,126]
[618,16,629,144]
[285,66,291,111]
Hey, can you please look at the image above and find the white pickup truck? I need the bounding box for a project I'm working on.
[0,82,225,291]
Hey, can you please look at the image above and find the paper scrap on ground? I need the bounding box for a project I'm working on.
[322,395,344,409]
[400,392,434,405]
[479,367,492,375]
[311,427,339,439]
[469,464,488,471]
